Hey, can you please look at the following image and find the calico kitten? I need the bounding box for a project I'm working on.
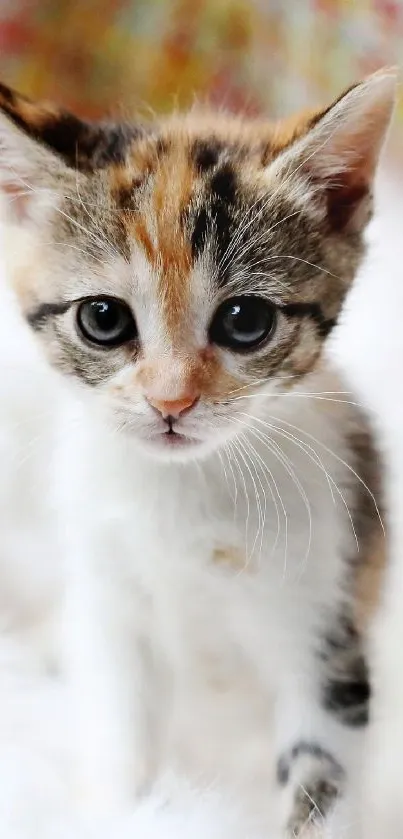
[0,70,395,835]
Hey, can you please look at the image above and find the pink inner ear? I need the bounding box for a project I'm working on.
[2,180,33,222]
[325,177,369,233]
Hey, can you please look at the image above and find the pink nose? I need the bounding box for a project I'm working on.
[147,394,199,419]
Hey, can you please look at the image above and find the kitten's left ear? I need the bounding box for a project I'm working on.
[0,81,136,223]
[275,69,397,232]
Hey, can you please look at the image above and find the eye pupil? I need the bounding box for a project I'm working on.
[77,297,137,347]
[93,301,117,330]
[209,295,276,351]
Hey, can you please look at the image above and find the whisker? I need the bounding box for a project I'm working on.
[218,448,234,503]
[225,440,239,518]
[236,433,265,568]
[270,412,385,534]
[243,412,359,552]
[232,434,254,568]
[246,423,312,578]
[239,434,269,566]
[232,418,284,563]
[232,392,371,412]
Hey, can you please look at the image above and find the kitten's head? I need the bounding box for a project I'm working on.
[0,71,395,461]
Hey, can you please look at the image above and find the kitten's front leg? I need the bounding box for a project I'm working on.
[275,674,365,837]
[61,557,154,817]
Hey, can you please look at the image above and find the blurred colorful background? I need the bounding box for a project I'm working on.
[0,0,402,158]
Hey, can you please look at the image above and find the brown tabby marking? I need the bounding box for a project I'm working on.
[355,532,387,633]
[152,146,194,334]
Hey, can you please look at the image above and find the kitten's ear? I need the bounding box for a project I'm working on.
[0,82,134,224]
[275,69,397,232]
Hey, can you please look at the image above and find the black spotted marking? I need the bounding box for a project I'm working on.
[192,139,223,172]
[40,119,141,171]
[116,176,146,210]
[320,617,370,728]
[39,114,104,168]
[190,164,237,266]
[323,676,369,727]
[210,199,232,273]
[209,164,238,276]
[27,301,71,330]
[210,163,237,205]
[281,302,337,338]
[191,207,209,258]
[277,741,344,787]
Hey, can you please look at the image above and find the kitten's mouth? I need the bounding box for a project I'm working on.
[160,428,195,447]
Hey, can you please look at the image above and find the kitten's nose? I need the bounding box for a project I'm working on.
[147,394,199,420]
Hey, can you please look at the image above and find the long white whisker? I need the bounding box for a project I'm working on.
[239,434,269,565]
[236,433,265,568]
[268,412,384,533]
[246,423,312,578]
[232,392,371,411]
[232,419,284,562]
[242,412,359,552]
[232,434,254,568]
[225,440,239,518]
[227,440,249,555]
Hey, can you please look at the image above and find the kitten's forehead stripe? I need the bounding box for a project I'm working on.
[210,164,237,205]
[119,140,196,336]
[153,145,194,334]
[192,139,223,171]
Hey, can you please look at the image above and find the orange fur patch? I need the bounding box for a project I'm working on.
[213,546,248,572]
[355,530,387,633]
[119,139,196,337]
[152,145,193,334]
[134,347,243,407]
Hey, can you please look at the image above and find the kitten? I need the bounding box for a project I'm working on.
[0,70,395,835]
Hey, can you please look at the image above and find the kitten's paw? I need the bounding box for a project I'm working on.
[286,777,339,836]
[277,741,344,837]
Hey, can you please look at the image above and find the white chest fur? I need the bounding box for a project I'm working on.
[53,380,356,814]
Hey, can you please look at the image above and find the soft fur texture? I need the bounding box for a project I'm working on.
[0,71,397,838]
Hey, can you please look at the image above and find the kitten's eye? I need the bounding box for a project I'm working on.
[77,297,137,347]
[209,296,276,351]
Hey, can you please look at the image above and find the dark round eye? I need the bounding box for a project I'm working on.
[209,296,276,351]
[77,297,137,347]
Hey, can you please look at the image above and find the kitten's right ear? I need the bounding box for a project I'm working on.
[0,82,137,224]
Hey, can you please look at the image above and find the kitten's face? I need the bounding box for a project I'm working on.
[0,72,395,461]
